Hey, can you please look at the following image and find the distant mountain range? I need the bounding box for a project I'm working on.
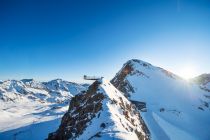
[0,79,86,140]
[0,59,210,140]
[0,78,86,103]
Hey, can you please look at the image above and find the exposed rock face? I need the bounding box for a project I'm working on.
[48,79,150,140]
[111,59,180,98]
[111,60,135,97]
[48,81,105,140]
[131,100,147,112]
[192,74,210,85]
[111,59,210,140]
[191,74,210,92]
[0,79,88,140]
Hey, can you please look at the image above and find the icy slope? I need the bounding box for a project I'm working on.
[112,59,210,140]
[0,79,86,140]
[48,79,150,140]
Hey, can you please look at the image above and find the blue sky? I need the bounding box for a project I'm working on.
[0,0,209,82]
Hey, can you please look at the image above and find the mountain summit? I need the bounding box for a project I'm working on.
[111,59,210,140]
[48,78,150,140]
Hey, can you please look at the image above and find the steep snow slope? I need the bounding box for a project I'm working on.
[48,79,150,140]
[0,79,86,140]
[191,74,210,92]
[112,59,210,140]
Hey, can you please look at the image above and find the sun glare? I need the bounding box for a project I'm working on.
[178,66,197,80]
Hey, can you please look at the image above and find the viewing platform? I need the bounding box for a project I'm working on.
[83,75,103,80]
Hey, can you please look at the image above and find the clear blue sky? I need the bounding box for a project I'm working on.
[0,0,209,82]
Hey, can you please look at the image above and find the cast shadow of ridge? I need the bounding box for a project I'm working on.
[0,118,61,140]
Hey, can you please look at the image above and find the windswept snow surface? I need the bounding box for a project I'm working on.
[0,79,86,140]
[112,59,210,140]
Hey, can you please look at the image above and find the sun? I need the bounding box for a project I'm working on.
[178,66,197,80]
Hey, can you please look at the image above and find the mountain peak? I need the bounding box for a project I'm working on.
[111,59,155,97]
[111,59,210,140]
[112,59,182,97]
[48,78,64,83]
[48,79,150,140]
[126,59,153,68]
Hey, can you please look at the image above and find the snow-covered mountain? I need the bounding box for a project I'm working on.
[1,59,210,140]
[191,74,210,92]
[1,79,86,103]
[48,79,150,140]
[0,79,86,140]
[111,59,210,140]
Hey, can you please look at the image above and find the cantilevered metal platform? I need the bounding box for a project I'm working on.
[83,75,103,80]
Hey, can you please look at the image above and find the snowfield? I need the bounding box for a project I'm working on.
[112,59,210,140]
[0,79,86,140]
[1,59,210,140]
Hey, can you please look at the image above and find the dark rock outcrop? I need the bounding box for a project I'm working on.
[192,73,210,92]
[48,79,150,140]
[48,81,105,140]
[111,60,135,97]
